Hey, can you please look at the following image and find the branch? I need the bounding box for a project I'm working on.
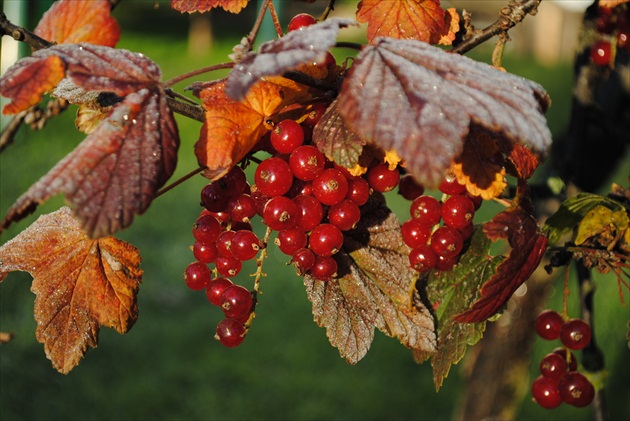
[166,97,204,123]
[451,0,542,55]
[0,12,52,50]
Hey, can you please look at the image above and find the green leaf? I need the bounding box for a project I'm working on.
[575,205,629,245]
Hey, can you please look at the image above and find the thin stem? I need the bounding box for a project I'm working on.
[155,166,204,198]
[166,97,205,122]
[320,0,338,21]
[335,41,363,51]
[246,0,272,47]
[253,227,273,294]
[162,62,234,88]
[267,1,284,38]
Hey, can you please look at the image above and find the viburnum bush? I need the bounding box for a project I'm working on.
[0,0,628,418]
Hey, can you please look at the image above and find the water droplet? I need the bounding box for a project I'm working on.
[123,115,129,121]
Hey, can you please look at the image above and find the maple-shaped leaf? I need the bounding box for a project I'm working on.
[0,207,142,374]
[417,227,502,390]
[304,199,436,364]
[226,18,357,101]
[194,77,310,180]
[454,181,548,323]
[336,38,551,188]
[1,88,179,238]
[1,43,161,114]
[356,0,459,45]
[312,100,365,169]
[34,0,120,47]
[171,0,249,14]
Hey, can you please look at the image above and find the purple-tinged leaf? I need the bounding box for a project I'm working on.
[1,88,179,238]
[336,37,551,187]
[226,18,357,100]
[312,100,365,168]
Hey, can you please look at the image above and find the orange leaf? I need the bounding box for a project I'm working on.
[356,0,457,44]
[0,207,142,374]
[194,78,310,180]
[1,55,65,114]
[34,0,120,46]
[171,0,249,14]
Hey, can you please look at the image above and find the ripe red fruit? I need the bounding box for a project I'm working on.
[366,162,400,193]
[200,182,230,213]
[560,319,592,350]
[408,245,437,273]
[302,102,328,127]
[309,224,344,256]
[275,228,308,256]
[206,277,234,306]
[227,193,257,223]
[439,173,466,195]
[309,255,337,281]
[401,219,432,248]
[288,13,317,32]
[293,194,323,231]
[590,40,612,67]
[312,168,349,206]
[291,247,316,274]
[289,145,326,181]
[255,157,294,196]
[346,177,371,206]
[231,230,261,261]
[193,241,218,263]
[559,372,595,407]
[410,195,442,226]
[531,375,563,409]
[441,195,475,229]
[535,310,564,340]
[328,199,361,231]
[216,318,246,348]
[221,285,253,319]
[398,174,425,200]
[217,166,248,197]
[270,119,304,154]
[216,255,242,277]
[263,196,301,231]
[430,226,464,258]
[193,214,222,244]
[539,353,568,379]
[183,261,212,290]
[552,347,578,371]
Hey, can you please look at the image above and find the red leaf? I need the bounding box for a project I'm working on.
[312,100,365,169]
[226,18,356,100]
[1,88,179,238]
[454,181,548,323]
[0,207,142,373]
[34,0,120,47]
[336,38,551,187]
[1,44,161,114]
[171,0,249,13]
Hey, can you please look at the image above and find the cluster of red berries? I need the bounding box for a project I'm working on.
[400,175,481,274]
[589,5,630,67]
[531,309,595,409]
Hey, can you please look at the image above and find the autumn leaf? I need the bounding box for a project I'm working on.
[336,38,551,188]
[1,43,161,114]
[226,18,357,101]
[454,181,548,323]
[34,0,120,47]
[418,227,502,390]
[1,88,179,238]
[0,207,142,374]
[356,0,459,45]
[304,199,436,364]
[171,0,249,14]
[505,142,540,180]
[575,205,629,246]
[312,100,365,169]
[194,77,310,180]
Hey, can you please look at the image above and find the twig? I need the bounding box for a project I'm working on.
[161,62,234,88]
[0,110,27,152]
[166,97,205,123]
[320,0,338,21]
[267,1,284,38]
[155,166,204,198]
[0,12,53,50]
[246,0,272,47]
[451,0,542,55]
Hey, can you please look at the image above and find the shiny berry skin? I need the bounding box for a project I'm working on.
[201,182,230,212]
[410,195,442,226]
[553,347,578,371]
[183,261,212,290]
[366,162,400,193]
[193,214,222,244]
[559,372,595,407]
[216,318,246,348]
[289,145,326,181]
[193,241,218,263]
[590,40,612,67]
[439,173,466,195]
[227,193,257,223]
[217,166,248,197]
[288,13,317,31]
[303,102,328,127]
[312,168,349,206]
[293,194,323,231]
[309,255,337,281]
[398,174,425,200]
[401,219,432,248]
[263,196,301,231]
[531,375,563,409]
[231,230,261,261]
[535,310,565,340]
[346,177,370,206]
[309,224,344,256]
[206,277,234,306]
[408,245,437,273]
[442,195,475,229]
[275,228,308,255]
[430,226,464,258]
[216,255,242,277]
[435,253,459,272]
[255,157,294,196]
[270,119,304,154]
[540,353,568,379]
[221,285,253,319]
[291,247,316,274]
[560,319,592,350]
[216,230,236,257]
[328,199,361,231]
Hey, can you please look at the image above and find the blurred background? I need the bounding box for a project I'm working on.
[1,1,628,420]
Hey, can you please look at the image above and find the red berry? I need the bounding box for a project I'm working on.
[221,285,253,319]
[435,253,459,272]
[270,119,304,154]
[263,196,301,231]
[540,353,568,379]
[217,166,248,197]
[559,372,595,407]
[590,40,612,67]
[560,319,592,350]
[398,174,425,200]
[535,310,564,340]
[289,145,326,181]
[206,277,234,306]
[183,261,212,290]
[531,375,563,409]
[231,230,261,261]
[216,318,246,348]
[288,13,317,32]
[346,177,371,206]
[302,102,328,127]
[408,245,437,273]
[328,199,361,231]
[442,195,475,229]
[216,230,236,257]
[312,168,349,205]
[291,247,316,274]
[227,193,257,223]
[293,194,323,232]
[255,157,294,196]
[193,214,222,244]
[410,195,442,226]
[430,226,464,258]
[275,228,308,255]
[309,224,344,256]
[552,347,578,371]
[193,241,218,263]
[439,172,466,195]
[216,255,242,277]
[401,219,432,248]
[366,162,400,193]
[201,182,230,213]
[309,255,337,281]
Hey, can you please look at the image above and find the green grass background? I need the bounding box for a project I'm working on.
[1,2,629,420]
